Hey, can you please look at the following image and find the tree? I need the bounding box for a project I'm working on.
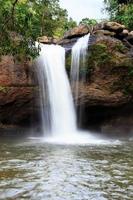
[104,0,133,30]
[0,0,76,59]
[79,18,97,26]
[54,17,77,38]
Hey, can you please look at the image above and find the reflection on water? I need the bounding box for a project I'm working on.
[0,137,132,200]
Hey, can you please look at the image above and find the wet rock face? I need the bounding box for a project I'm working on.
[0,56,40,129]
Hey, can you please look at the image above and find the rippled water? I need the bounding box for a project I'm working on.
[0,136,133,200]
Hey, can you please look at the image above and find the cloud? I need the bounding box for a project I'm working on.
[59,0,108,23]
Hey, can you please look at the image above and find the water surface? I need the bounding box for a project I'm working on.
[0,137,132,200]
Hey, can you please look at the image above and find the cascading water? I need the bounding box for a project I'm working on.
[35,39,103,144]
[70,34,90,125]
[36,44,77,137]
[71,34,90,102]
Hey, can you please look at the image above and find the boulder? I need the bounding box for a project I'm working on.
[38,36,58,44]
[129,31,133,36]
[103,21,125,33]
[121,29,129,36]
[94,30,115,37]
[126,31,133,45]
[117,29,129,39]
[63,25,89,39]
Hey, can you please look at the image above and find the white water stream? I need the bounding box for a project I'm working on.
[36,44,77,138]
[71,34,90,102]
[35,40,102,144]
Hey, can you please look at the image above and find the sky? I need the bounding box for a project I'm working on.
[59,0,108,23]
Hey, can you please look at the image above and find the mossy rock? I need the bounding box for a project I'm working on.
[88,43,112,68]
[88,38,129,69]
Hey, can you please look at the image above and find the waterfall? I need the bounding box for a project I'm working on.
[35,41,101,144]
[70,34,90,125]
[71,34,90,103]
[36,44,77,137]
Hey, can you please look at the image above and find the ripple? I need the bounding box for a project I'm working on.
[0,138,132,200]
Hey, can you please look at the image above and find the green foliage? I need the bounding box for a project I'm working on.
[0,0,77,59]
[0,0,40,59]
[104,0,133,29]
[79,18,97,27]
[54,17,77,38]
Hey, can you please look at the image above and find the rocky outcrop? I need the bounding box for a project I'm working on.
[76,36,133,105]
[103,21,125,33]
[61,21,133,47]
[38,36,58,44]
[126,31,133,45]
[93,21,125,33]
[63,24,89,39]
[58,25,90,49]
[65,22,133,135]
[0,56,40,132]
[75,37,133,134]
